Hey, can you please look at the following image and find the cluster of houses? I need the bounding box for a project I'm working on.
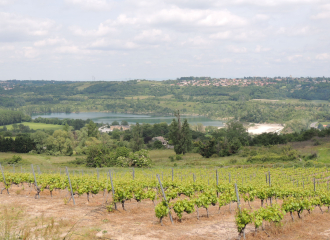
[171,76,329,88]
[98,125,130,133]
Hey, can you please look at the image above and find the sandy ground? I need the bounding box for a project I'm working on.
[0,184,330,240]
[0,184,252,240]
[247,124,284,135]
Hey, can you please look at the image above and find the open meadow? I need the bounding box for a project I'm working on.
[4,122,63,131]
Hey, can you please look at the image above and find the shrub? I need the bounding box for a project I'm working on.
[117,149,152,168]
[304,152,318,160]
[153,140,164,149]
[175,154,183,160]
[7,155,22,164]
[247,153,297,163]
[229,158,238,164]
[115,147,130,159]
[70,157,86,165]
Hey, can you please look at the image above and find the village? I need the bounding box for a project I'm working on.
[173,76,329,87]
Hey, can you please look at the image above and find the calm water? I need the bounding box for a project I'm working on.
[32,112,224,127]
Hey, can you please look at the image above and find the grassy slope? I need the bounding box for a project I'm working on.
[1,138,330,172]
[4,122,63,131]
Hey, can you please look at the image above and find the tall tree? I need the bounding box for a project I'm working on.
[86,121,98,137]
[130,123,144,152]
[169,110,192,154]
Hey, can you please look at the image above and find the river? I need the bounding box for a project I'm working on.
[32,112,224,127]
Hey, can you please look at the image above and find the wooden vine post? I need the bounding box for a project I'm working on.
[65,167,76,205]
[216,169,219,197]
[156,174,173,225]
[31,164,41,199]
[109,170,117,210]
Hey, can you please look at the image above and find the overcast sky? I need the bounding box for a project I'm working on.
[0,0,329,80]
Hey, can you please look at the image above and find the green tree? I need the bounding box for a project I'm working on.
[30,130,49,153]
[226,121,249,145]
[46,130,73,155]
[111,121,119,126]
[130,123,144,152]
[169,111,192,154]
[121,120,129,125]
[195,139,216,158]
[86,121,98,137]
[63,123,72,132]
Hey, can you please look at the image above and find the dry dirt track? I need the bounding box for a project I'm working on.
[0,185,330,240]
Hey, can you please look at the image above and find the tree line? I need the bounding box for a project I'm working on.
[0,109,31,126]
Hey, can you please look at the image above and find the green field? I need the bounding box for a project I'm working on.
[4,122,63,131]
[1,137,330,172]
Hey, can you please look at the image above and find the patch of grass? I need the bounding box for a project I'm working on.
[4,122,62,131]
[0,204,69,240]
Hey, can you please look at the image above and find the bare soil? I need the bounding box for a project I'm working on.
[1,184,330,240]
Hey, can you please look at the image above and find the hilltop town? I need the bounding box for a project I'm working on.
[172,76,330,87]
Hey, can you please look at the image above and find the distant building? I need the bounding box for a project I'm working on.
[98,125,130,133]
[151,136,168,146]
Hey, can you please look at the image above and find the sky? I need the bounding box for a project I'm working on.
[0,0,329,80]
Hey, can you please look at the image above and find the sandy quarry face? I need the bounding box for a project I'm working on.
[247,124,284,135]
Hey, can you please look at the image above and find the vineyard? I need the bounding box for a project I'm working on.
[1,164,330,239]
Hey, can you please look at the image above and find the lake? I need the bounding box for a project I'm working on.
[32,112,224,127]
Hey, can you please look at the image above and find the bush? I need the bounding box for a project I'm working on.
[304,152,318,160]
[175,154,183,160]
[247,153,297,163]
[69,157,86,165]
[116,149,152,168]
[7,155,22,164]
[169,156,175,162]
[115,147,130,159]
[229,158,238,164]
[153,140,164,149]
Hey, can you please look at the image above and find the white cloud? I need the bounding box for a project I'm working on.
[226,45,247,53]
[288,54,303,61]
[316,53,329,60]
[65,0,113,11]
[185,36,210,46]
[275,26,311,36]
[89,38,138,50]
[144,8,247,28]
[134,29,171,43]
[0,45,14,51]
[0,0,15,5]
[0,12,57,42]
[210,31,231,39]
[34,38,68,47]
[255,45,270,52]
[70,23,115,37]
[23,47,39,58]
[55,45,81,54]
[311,4,330,19]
